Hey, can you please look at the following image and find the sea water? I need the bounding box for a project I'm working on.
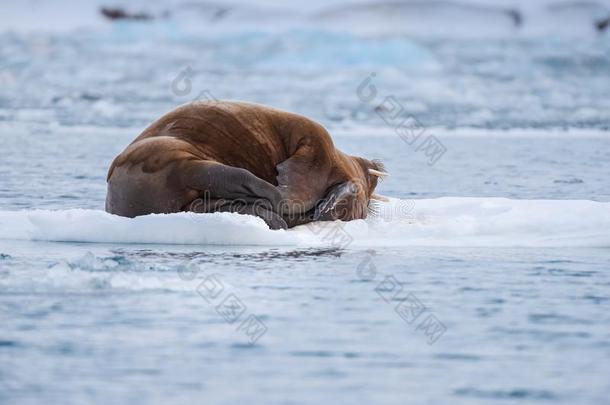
[1,1,610,404]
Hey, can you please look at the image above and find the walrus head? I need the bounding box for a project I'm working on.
[314,157,388,222]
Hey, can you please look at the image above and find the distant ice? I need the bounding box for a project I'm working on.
[3,0,610,37]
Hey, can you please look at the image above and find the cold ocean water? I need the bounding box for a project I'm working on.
[1,1,610,404]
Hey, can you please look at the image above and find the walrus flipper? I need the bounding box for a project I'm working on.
[187,196,287,230]
[276,144,331,215]
[183,160,282,208]
[181,160,286,229]
[313,182,358,220]
[281,181,358,227]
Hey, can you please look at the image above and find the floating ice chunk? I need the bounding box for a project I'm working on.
[1,197,609,247]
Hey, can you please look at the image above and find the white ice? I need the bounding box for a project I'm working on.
[1,197,609,248]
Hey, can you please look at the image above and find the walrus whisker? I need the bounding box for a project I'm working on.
[368,199,381,217]
[370,193,390,202]
[368,169,389,178]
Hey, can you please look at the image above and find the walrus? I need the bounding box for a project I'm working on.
[105,101,388,229]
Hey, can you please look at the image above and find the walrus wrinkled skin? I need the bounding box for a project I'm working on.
[105,101,386,229]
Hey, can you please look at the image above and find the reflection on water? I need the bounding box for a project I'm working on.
[111,247,345,262]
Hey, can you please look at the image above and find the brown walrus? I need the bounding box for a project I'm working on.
[105,100,388,229]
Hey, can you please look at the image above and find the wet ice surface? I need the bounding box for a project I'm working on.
[2,1,610,404]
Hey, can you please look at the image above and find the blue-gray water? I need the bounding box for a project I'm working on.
[1,1,610,404]
[2,242,610,404]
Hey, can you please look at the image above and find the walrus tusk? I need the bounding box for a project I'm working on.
[368,169,389,178]
[370,194,390,202]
